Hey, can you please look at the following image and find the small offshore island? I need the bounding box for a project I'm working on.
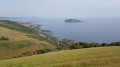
[65,19,82,22]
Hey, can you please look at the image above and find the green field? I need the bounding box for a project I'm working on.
[0,46,120,67]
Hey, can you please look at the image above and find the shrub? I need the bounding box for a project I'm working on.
[101,43,108,46]
[84,43,91,48]
[69,43,84,49]
[12,55,21,58]
[21,51,32,57]
[89,42,101,47]
[36,49,54,54]
[115,42,120,46]
[110,42,120,46]
[70,42,102,49]
[0,36,9,40]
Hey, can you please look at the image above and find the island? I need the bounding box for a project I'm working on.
[65,19,82,22]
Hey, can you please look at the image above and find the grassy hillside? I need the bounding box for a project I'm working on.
[0,20,56,60]
[0,46,120,67]
[0,19,38,34]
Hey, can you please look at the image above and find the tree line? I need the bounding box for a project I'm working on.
[69,42,120,49]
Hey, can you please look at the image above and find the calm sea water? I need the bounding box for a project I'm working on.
[2,17,120,43]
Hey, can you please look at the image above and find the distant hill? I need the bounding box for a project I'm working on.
[65,19,82,22]
[0,19,57,60]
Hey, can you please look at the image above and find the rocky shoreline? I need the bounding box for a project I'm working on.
[27,23,75,46]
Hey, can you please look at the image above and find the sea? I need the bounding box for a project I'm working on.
[1,17,120,43]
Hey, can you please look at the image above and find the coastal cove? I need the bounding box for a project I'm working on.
[1,17,120,43]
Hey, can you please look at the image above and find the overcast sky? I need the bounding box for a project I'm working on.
[0,0,120,18]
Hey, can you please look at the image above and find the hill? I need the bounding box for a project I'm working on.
[0,20,56,60]
[0,46,120,67]
[0,19,38,34]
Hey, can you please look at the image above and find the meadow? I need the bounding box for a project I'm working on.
[0,46,120,67]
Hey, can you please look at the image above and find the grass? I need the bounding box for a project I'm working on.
[0,20,38,34]
[0,46,120,67]
[0,26,55,60]
[26,34,62,48]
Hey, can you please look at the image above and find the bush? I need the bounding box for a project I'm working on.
[0,36,9,40]
[70,42,102,49]
[115,42,120,46]
[69,42,84,49]
[101,43,108,46]
[12,55,21,58]
[89,42,101,47]
[110,42,120,46]
[36,49,54,54]
[84,43,91,48]
[21,51,32,57]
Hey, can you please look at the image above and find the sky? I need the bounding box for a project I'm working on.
[0,0,120,18]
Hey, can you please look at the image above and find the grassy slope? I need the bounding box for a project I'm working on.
[0,20,38,34]
[0,26,55,60]
[0,46,120,67]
